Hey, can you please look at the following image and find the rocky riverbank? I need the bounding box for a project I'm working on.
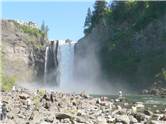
[1,88,166,124]
[142,82,166,98]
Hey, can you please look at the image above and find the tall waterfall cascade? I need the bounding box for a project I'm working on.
[58,40,76,88]
[44,40,76,87]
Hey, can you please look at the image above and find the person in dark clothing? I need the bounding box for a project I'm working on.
[1,102,7,120]
[0,101,2,120]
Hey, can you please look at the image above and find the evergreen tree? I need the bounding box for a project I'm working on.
[84,8,92,28]
[41,21,45,33]
[91,0,107,26]
[84,8,92,35]
[41,21,49,39]
[45,25,49,37]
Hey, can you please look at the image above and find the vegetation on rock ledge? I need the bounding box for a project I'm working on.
[82,1,166,88]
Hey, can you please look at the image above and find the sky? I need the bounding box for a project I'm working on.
[1,1,95,41]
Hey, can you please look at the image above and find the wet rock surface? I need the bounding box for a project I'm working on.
[1,88,166,124]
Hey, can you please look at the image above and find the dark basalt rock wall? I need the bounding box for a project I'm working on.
[45,41,59,86]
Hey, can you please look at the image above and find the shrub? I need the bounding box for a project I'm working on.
[20,25,43,37]
[33,96,40,110]
[1,74,16,91]
[38,88,46,96]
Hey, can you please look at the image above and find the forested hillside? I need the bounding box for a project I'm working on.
[75,1,166,90]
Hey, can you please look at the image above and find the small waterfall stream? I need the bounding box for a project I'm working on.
[44,46,49,84]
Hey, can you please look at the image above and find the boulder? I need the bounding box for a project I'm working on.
[42,93,50,101]
[144,110,153,116]
[80,92,89,99]
[133,113,146,122]
[19,93,30,100]
[151,120,166,124]
[115,115,130,124]
[129,115,138,123]
[56,113,73,120]
[7,112,14,119]
[96,116,107,124]
[61,118,72,123]
[135,102,144,108]
[152,114,163,120]
[17,113,26,119]
[160,113,166,121]
[44,115,54,123]
[75,117,87,123]
[106,116,115,123]
[150,89,160,95]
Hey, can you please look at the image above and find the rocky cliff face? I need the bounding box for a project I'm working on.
[1,20,48,82]
[75,14,166,90]
[44,41,59,86]
[75,18,110,55]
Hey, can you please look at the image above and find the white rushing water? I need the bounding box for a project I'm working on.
[43,40,111,94]
[58,40,76,89]
[56,40,108,94]
[43,40,76,87]
[44,46,49,84]
[37,40,112,94]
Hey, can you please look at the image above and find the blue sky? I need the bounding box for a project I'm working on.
[1,1,95,41]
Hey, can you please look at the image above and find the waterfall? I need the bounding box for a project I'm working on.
[58,40,76,88]
[44,40,76,88]
[44,46,49,84]
[44,41,59,86]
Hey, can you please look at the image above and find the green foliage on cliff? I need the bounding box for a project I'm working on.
[21,25,43,37]
[12,20,43,37]
[83,1,166,88]
[85,1,166,34]
[108,1,166,30]
[12,20,48,50]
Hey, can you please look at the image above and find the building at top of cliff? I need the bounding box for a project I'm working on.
[16,20,39,29]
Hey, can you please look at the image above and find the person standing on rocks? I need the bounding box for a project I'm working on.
[12,85,16,92]
[0,101,2,120]
[50,91,54,103]
[115,90,124,102]
[27,98,31,110]
[118,91,123,100]
[1,102,7,120]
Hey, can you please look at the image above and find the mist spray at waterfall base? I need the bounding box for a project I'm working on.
[55,40,114,94]
[17,40,130,95]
